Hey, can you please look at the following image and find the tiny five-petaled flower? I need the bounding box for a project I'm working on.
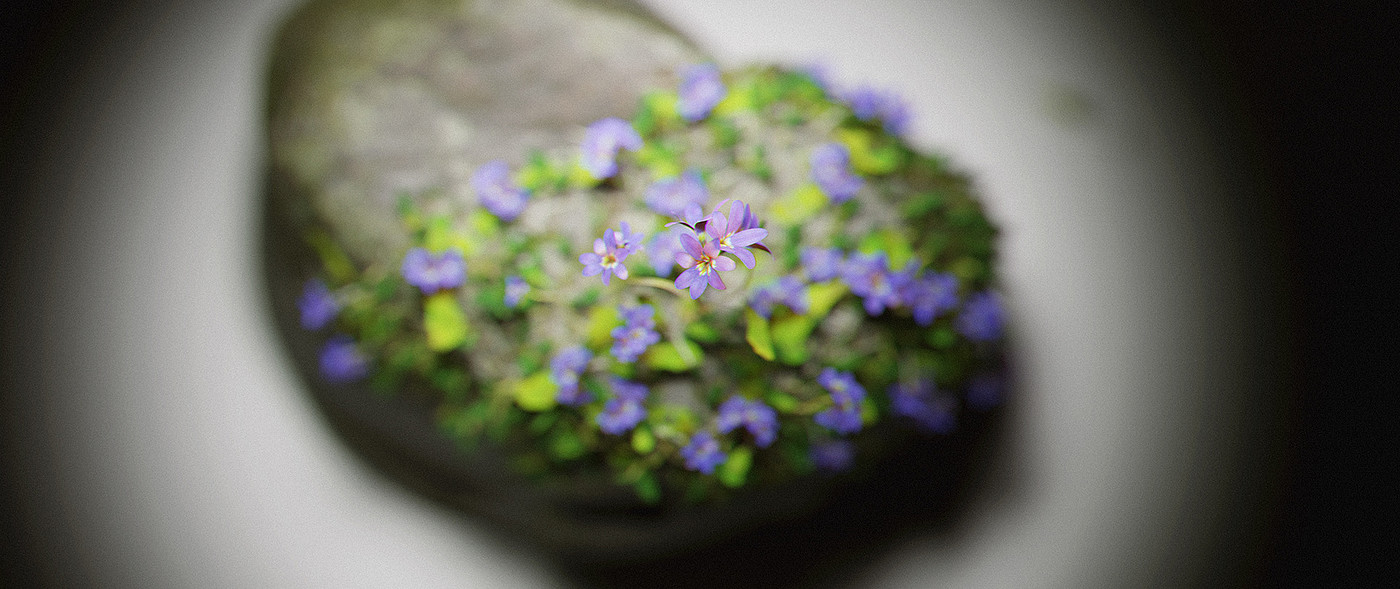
[680,430,727,474]
[810,143,864,203]
[402,247,466,294]
[580,118,643,180]
[673,233,735,299]
[716,396,779,448]
[814,368,866,434]
[677,63,726,123]
[471,160,529,222]
[579,225,639,285]
[298,278,339,330]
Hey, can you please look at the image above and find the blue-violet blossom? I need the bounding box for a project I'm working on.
[814,368,866,434]
[810,143,864,203]
[673,233,735,299]
[907,271,959,326]
[811,439,855,472]
[550,346,593,406]
[596,377,649,435]
[644,169,709,217]
[749,275,810,319]
[579,225,638,285]
[680,430,727,474]
[471,160,529,222]
[801,247,844,282]
[402,247,466,294]
[610,304,661,363]
[580,117,642,180]
[843,85,912,136]
[704,199,769,269]
[715,396,779,448]
[503,275,529,308]
[890,379,956,433]
[956,291,1005,342]
[298,278,339,330]
[841,252,908,316]
[320,335,368,383]
[677,63,725,123]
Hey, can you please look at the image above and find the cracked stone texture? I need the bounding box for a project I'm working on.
[266,0,705,264]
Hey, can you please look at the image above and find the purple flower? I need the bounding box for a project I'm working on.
[843,85,912,136]
[298,278,339,330]
[646,225,689,276]
[610,304,661,363]
[503,275,530,308]
[471,160,529,222]
[800,247,844,282]
[811,439,855,472]
[810,143,864,203]
[965,372,1005,411]
[579,225,637,285]
[749,275,810,319]
[402,247,466,294]
[596,377,649,435]
[677,63,725,122]
[800,62,835,97]
[610,221,645,253]
[815,368,866,434]
[681,430,727,474]
[956,291,1006,342]
[907,271,959,326]
[704,199,770,270]
[550,346,593,406]
[716,396,779,448]
[889,379,957,433]
[580,117,643,180]
[644,169,710,216]
[319,335,368,383]
[673,233,735,299]
[841,252,906,316]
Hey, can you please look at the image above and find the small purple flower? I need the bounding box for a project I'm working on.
[646,225,689,276]
[907,271,959,326]
[843,85,912,136]
[298,278,339,330]
[704,199,769,269]
[956,291,1006,342]
[800,247,844,282]
[673,233,735,299]
[503,275,530,308]
[610,221,645,253]
[677,63,725,123]
[810,143,864,203]
[580,117,643,180]
[716,396,779,448]
[890,379,957,434]
[749,275,810,319]
[965,372,1005,411]
[471,160,529,222]
[402,247,466,294]
[550,346,593,406]
[841,252,905,316]
[815,368,866,434]
[319,335,368,383]
[596,377,649,435]
[579,225,636,285]
[811,439,855,472]
[644,169,710,216]
[610,304,661,363]
[681,430,727,474]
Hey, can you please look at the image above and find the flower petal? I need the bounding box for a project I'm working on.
[679,232,704,259]
[713,255,737,272]
[731,247,756,269]
[707,269,726,291]
[675,267,698,289]
[729,228,767,247]
[689,276,707,299]
[614,263,629,281]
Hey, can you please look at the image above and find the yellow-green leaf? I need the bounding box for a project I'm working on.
[770,183,828,225]
[585,305,623,349]
[423,292,472,352]
[744,309,776,361]
[806,282,849,318]
[631,427,656,454]
[304,229,357,285]
[837,128,904,175]
[718,446,753,488]
[515,372,558,412]
[642,339,703,372]
[771,315,815,366]
[859,228,915,269]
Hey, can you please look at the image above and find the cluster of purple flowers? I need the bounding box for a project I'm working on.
[955,291,1005,342]
[680,430,726,474]
[889,379,956,434]
[298,278,339,330]
[748,275,810,319]
[580,222,643,285]
[319,335,368,383]
[644,169,709,217]
[596,377,649,435]
[677,63,726,123]
[814,368,866,434]
[843,85,912,137]
[471,160,529,222]
[810,143,864,203]
[670,199,770,299]
[610,304,661,363]
[715,396,779,448]
[401,247,466,294]
[580,118,643,180]
[550,346,592,405]
[836,251,959,326]
[503,275,529,308]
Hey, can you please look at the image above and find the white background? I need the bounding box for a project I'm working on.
[4,1,1290,587]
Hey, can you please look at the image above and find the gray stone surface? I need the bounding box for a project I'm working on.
[266,0,705,263]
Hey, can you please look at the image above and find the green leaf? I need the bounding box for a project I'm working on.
[631,427,656,454]
[585,305,623,349]
[642,339,704,372]
[806,282,849,318]
[683,321,720,343]
[837,128,904,175]
[423,215,455,253]
[859,228,915,269]
[770,315,815,366]
[770,183,828,225]
[718,446,753,488]
[634,471,662,505]
[549,426,586,461]
[744,309,776,361]
[304,229,357,285]
[423,292,472,352]
[765,391,800,414]
[514,371,558,412]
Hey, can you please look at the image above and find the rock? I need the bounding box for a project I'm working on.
[265,0,705,264]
